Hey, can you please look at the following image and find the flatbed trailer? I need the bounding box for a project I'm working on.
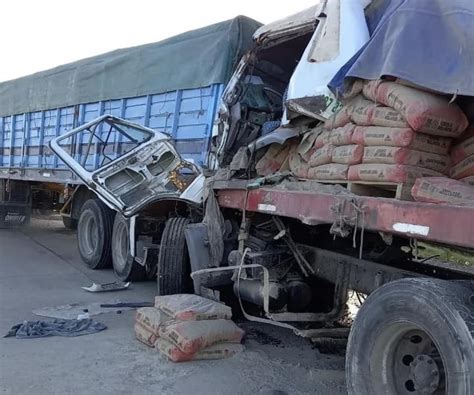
[214,181,474,249]
[200,179,473,394]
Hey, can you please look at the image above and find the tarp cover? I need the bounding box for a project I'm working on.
[330,0,474,96]
[0,16,261,117]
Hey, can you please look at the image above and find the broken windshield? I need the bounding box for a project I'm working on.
[56,117,154,171]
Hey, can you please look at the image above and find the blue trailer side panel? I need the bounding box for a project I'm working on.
[0,83,223,180]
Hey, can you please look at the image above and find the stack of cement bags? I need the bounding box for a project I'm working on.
[449,126,474,183]
[411,177,474,206]
[290,80,470,184]
[411,127,474,206]
[135,294,244,362]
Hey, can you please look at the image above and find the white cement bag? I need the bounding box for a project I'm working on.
[155,338,244,362]
[332,145,363,165]
[411,177,474,206]
[307,164,349,180]
[348,164,443,183]
[323,107,351,130]
[363,146,450,174]
[450,136,474,165]
[374,81,468,137]
[308,144,334,167]
[135,322,159,348]
[329,123,356,146]
[352,126,451,154]
[154,294,232,321]
[450,155,474,179]
[136,307,171,334]
[159,319,244,354]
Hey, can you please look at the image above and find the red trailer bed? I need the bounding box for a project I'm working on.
[214,181,474,249]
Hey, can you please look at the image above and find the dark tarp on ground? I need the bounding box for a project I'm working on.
[0,16,262,117]
[4,319,107,339]
[330,0,474,96]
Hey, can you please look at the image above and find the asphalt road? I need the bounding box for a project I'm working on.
[0,217,346,395]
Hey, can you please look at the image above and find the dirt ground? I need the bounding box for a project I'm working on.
[0,217,347,395]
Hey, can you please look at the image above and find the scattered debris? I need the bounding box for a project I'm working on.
[33,302,136,319]
[100,302,153,308]
[4,318,106,339]
[81,281,131,293]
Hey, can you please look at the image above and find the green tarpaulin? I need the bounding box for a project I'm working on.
[0,15,261,117]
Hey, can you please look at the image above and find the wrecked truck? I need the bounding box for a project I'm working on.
[0,15,260,234]
[51,1,473,394]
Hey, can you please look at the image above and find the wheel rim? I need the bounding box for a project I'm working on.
[82,213,99,256]
[113,220,128,271]
[370,322,446,394]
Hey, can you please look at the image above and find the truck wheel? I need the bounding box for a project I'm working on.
[156,217,192,295]
[62,216,78,230]
[77,199,115,269]
[346,278,473,395]
[111,214,145,281]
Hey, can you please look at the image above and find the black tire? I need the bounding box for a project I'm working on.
[346,278,473,395]
[156,217,192,295]
[62,216,78,230]
[77,199,115,269]
[111,214,145,281]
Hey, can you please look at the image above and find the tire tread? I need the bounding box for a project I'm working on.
[157,217,191,295]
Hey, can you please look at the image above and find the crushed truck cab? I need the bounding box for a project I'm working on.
[50,115,203,216]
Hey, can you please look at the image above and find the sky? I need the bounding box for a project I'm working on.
[0,0,317,83]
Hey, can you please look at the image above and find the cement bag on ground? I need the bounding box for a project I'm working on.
[289,152,309,178]
[411,177,474,206]
[307,164,349,180]
[136,307,171,334]
[135,323,159,348]
[450,137,474,165]
[158,319,244,354]
[155,338,244,362]
[332,145,363,165]
[348,164,443,183]
[329,123,356,146]
[155,294,232,321]
[450,155,474,179]
[461,176,474,185]
[352,126,451,154]
[363,146,450,174]
[374,82,468,137]
[308,145,334,167]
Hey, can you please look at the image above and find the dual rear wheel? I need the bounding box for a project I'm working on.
[77,199,191,289]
